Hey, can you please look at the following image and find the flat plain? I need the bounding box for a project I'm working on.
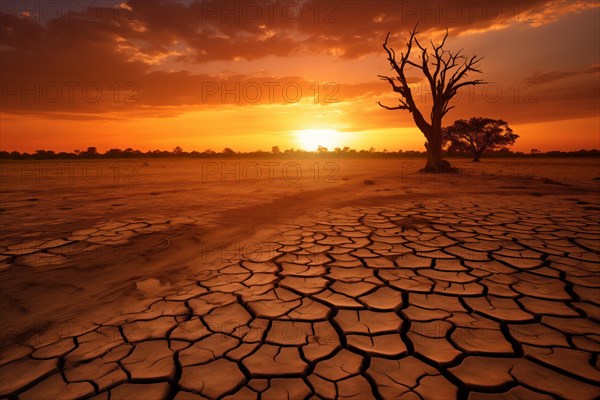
[1,157,599,399]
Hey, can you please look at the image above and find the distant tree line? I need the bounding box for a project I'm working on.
[0,146,598,160]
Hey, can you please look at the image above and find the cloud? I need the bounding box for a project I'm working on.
[3,0,597,65]
[0,0,597,121]
[525,65,600,84]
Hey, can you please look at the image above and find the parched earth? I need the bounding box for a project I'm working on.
[1,195,599,399]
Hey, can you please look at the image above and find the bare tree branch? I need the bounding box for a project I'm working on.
[378,25,434,135]
[378,26,484,129]
[377,101,409,111]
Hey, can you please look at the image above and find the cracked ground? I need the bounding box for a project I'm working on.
[1,159,599,399]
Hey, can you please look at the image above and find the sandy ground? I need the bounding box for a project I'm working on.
[0,157,599,399]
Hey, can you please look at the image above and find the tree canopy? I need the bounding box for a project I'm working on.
[443,117,519,161]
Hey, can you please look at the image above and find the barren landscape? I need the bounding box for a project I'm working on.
[2,1,600,398]
[1,157,599,399]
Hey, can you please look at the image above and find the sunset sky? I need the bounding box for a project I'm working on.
[1,0,599,153]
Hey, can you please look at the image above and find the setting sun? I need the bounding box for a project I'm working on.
[295,129,343,151]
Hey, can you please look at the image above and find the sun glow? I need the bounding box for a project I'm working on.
[295,129,343,151]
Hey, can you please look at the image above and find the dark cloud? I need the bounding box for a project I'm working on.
[0,0,597,121]
[525,65,600,84]
[2,0,585,64]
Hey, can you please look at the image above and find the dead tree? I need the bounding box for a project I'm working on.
[378,26,484,172]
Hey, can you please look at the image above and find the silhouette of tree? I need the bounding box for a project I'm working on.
[106,148,123,158]
[443,118,518,162]
[34,150,55,159]
[531,148,540,154]
[222,147,235,155]
[173,146,183,155]
[378,25,484,172]
[272,146,281,154]
[83,147,98,158]
[317,145,328,153]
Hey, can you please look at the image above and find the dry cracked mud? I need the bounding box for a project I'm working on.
[1,195,599,399]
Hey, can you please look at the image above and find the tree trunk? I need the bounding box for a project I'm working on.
[473,147,486,162]
[421,126,455,173]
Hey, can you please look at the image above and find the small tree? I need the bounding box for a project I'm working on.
[106,148,123,158]
[443,117,518,162]
[86,146,98,155]
[378,26,484,172]
[272,146,281,154]
[173,146,183,155]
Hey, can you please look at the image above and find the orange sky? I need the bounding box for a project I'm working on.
[1,0,599,153]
